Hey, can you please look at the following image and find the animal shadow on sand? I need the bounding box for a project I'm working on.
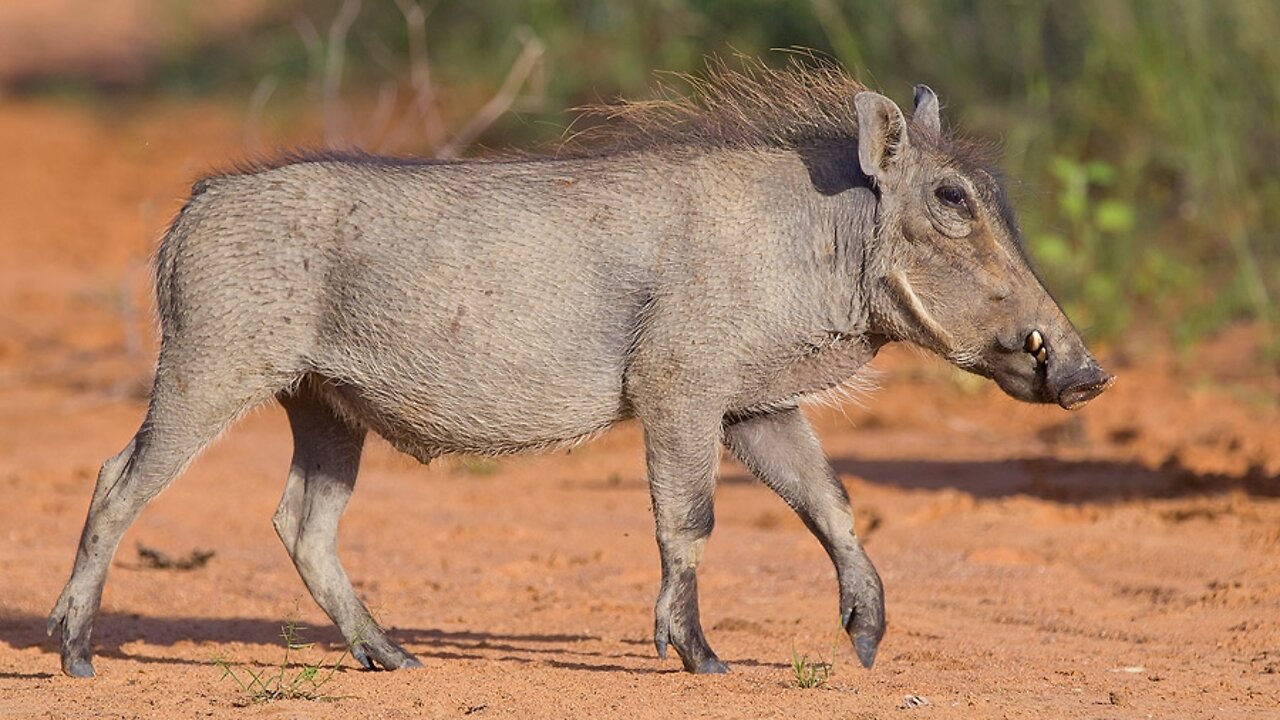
[12,458,1269,676]
[724,453,1278,502]
[0,614,688,674]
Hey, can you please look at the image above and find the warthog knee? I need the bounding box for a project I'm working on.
[271,509,299,549]
[291,531,338,573]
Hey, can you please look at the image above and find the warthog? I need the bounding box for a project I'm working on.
[49,59,1112,677]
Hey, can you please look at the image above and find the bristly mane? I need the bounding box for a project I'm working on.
[561,52,1002,179]
[206,53,1000,178]
[562,52,870,155]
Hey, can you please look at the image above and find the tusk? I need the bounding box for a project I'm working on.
[1025,330,1043,354]
[886,271,956,355]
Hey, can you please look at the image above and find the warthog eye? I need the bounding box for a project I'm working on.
[935,184,969,212]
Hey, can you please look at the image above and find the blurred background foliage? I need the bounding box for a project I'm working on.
[6,0,1278,352]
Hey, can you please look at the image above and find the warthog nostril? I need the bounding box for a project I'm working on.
[1024,330,1047,365]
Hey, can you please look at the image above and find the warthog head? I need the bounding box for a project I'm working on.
[857,85,1114,410]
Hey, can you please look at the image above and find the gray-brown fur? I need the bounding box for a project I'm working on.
[49,58,1111,678]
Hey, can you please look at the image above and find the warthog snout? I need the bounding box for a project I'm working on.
[986,323,1114,410]
[1022,328,1113,409]
[1044,351,1116,409]
[1055,362,1115,410]
[1038,332,1115,410]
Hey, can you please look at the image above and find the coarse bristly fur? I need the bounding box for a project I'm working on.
[565,52,869,152]
[561,53,996,166]
[49,51,1113,682]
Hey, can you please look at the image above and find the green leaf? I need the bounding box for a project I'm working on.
[1094,200,1135,233]
[1032,232,1073,268]
[1060,190,1087,221]
[1050,156,1085,185]
[1085,161,1116,185]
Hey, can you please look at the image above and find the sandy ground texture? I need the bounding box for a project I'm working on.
[0,98,1278,720]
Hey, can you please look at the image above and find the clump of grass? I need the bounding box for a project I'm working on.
[214,618,352,705]
[790,639,837,689]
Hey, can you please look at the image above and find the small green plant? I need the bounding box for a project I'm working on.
[214,618,353,705]
[1030,156,1142,341]
[790,639,838,689]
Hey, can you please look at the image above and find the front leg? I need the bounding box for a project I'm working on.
[642,412,728,674]
[724,406,886,668]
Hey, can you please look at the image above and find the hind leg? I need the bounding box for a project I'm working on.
[48,369,267,677]
[274,385,421,670]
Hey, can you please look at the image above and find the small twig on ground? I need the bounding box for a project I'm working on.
[136,543,215,571]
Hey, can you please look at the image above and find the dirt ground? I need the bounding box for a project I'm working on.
[0,97,1277,720]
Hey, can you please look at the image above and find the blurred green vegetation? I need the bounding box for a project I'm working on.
[26,1,1280,350]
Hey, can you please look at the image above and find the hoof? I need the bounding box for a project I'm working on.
[351,640,421,671]
[692,657,730,674]
[842,591,886,670]
[654,618,670,660]
[350,645,375,671]
[853,634,879,669]
[62,657,95,678]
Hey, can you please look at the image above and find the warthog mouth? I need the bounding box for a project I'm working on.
[1057,373,1117,410]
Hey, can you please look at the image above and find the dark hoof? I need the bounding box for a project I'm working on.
[62,657,95,678]
[656,626,724,674]
[842,602,885,669]
[692,657,730,674]
[350,645,375,671]
[853,634,879,669]
[351,641,421,671]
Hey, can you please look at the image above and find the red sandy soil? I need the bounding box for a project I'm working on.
[0,98,1277,720]
[0,1,284,85]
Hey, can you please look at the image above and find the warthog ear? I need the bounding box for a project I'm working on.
[912,84,941,134]
[854,91,911,185]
